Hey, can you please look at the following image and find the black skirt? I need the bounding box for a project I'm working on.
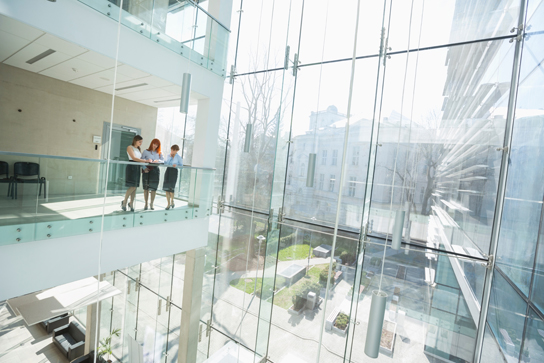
[142,166,160,191]
[162,168,179,192]
[125,161,140,188]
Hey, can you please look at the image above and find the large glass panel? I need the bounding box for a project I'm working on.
[208,208,270,355]
[507,0,544,300]
[234,0,303,74]
[521,308,544,363]
[481,323,508,363]
[387,0,520,53]
[222,70,291,212]
[284,61,366,230]
[487,271,527,362]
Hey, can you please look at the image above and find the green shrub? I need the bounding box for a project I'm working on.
[335,313,349,330]
[291,280,321,310]
[339,251,356,265]
[319,268,334,286]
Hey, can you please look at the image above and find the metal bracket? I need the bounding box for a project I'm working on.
[217,196,225,214]
[206,319,212,337]
[157,299,162,316]
[482,255,494,270]
[198,324,203,342]
[496,146,509,152]
[383,38,391,67]
[229,65,236,84]
[166,296,171,312]
[278,207,284,223]
[292,53,300,77]
[135,278,140,292]
[509,24,524,43]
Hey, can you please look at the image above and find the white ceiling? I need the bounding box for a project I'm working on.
[0,14,187,108]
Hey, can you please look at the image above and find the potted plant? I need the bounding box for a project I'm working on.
[98,328,121,363]
[332,312,349,336]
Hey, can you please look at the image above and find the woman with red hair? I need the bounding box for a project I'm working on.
[141,138,164,210]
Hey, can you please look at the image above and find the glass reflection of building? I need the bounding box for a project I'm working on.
[0,0,543,363]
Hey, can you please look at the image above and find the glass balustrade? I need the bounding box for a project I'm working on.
[0,151,214,246]
[77,0,230,77]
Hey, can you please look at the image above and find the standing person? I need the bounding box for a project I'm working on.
[141,138,164,210]
[122,135,151,211]
[162,144,183,210]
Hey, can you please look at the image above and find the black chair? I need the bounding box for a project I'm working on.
[40,313,70,334]
[53,322,86,361]
[12,162,46,199]
[0,161,14,197]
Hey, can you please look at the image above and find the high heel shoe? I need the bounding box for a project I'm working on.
[171,203,175,209]
[166,205,171,210]
[144,205,148,211]
[150,204,154,210]
[128,202,135,212]
[121,201,127,211]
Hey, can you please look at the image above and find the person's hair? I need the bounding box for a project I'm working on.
[131,135,143,152]
[171,144,180,151]
[147,138,162,154]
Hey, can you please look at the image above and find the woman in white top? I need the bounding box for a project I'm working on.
[122,135,151,211]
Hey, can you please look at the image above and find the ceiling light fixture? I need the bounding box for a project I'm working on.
[26,49,56,64]
[115,83,148,91]
[154,98,181,103]
[179,73,191,114]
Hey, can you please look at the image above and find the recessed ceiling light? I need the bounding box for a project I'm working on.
[115,83,148,91]
[154,98,181,103]
[26,49,56,64]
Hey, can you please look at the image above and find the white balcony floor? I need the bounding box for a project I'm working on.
[0,192,189,227]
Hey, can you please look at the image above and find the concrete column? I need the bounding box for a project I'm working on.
[192,97,222,168]
[84,302,99,354]
[207,0,234,29]
[179,248,206,363]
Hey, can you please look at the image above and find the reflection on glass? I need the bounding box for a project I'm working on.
[487,271,527,362]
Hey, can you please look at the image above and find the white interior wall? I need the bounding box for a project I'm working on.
[0,63,157,195]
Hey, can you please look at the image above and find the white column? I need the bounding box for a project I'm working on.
[84,302,99,355]
[178,248,206,363]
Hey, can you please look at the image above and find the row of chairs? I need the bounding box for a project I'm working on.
[0,161,47,199]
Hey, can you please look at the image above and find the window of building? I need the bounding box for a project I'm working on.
[329,175,335,192]
[352,146,360,166]
[322,150,327,165]
[332,149,338,165]
[348,176,356,197]
[318,174,324,190]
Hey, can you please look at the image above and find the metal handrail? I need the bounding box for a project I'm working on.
[184,0,231,32]
[0,151,215,171]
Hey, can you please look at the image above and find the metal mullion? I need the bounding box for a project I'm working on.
[234,34,518,77]
[472,0,529,360]
[133,264,142,341]
[162,255,176,363]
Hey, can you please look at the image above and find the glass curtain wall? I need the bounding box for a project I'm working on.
[205,0,540,363]
[480,1,544,362]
